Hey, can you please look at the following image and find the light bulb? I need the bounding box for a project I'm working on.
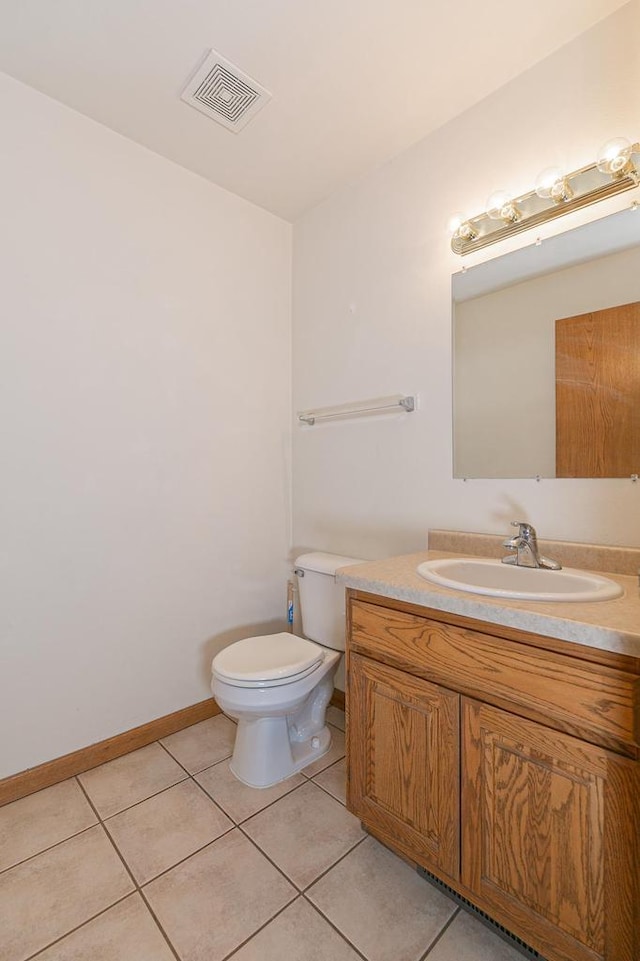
[535,167,563,199]
[457,222,477,241]
[596,137,633,176]
[486,191,509,219]
[550,179,573,203]
[535,167,573,203]
[486,190,520,223]
[448,213,477,242]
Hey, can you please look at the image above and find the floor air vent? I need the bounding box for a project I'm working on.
[417,867,545,960]
[181,49,271,132]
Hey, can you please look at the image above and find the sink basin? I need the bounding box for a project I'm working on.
[416,558,623,602]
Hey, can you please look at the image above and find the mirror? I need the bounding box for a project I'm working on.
[452,208,640,478]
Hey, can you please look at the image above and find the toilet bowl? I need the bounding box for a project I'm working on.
[211,551,363,788]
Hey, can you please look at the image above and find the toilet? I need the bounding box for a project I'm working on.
[211,551,363,788]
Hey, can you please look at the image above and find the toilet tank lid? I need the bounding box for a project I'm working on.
[294,552,365,575]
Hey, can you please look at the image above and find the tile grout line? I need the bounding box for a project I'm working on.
[9,727,478,961]
[302,833,457,961]
[156,736,197,777]
[10,719,353,961]
[199,769,308,826]
[302,830,369,893]
[94,772,191,821]
[235,820,307,895]
[300,892,371,961]
[0,749,345,877]
[75,742,330,908]
[76,758,317,903]
[155,739,229,779]
[235,780,364,895]
[418,905,461,959]
[74,776,139,884]
[219,894,300,961]
[155,711,240,778]
[219,742,361,961]
[23,892,139,961]
[17,778,147,961]
[78,746,313,893]
[133,723,353,955]
[136,887,185,961]
[104,808,238,888]
[75,773,184,961]
[221,891,371,961]
[0,819,100,878]
[307,761,347,805]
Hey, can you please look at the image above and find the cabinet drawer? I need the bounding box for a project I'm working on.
[349,598,639,752]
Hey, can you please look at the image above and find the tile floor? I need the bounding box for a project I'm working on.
[0,709,525,961]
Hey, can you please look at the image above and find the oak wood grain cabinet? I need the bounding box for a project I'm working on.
[348,653,460,881]
[345,590,640,961]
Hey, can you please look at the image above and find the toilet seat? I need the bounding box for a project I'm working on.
[213,632,325,688]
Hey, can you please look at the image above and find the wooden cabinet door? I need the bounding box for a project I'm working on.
[555,302,640,478]
[347,652,459,881]
[462,698,639,961]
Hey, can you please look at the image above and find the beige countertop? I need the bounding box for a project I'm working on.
[338,551,640,660]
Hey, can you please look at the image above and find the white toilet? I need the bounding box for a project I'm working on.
[211,551,363,788]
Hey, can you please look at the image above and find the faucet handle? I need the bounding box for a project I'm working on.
[510,520,536,540]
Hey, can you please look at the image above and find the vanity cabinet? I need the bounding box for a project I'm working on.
[346,591,640,961]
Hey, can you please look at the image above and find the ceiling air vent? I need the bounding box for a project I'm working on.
[180,49,271,133]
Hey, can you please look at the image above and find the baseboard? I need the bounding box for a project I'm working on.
[0,698,220,807]
[2,688,347,808]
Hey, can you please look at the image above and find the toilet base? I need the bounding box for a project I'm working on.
[229,715,332,788]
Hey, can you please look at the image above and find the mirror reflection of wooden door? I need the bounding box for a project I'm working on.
[555,302,640,477]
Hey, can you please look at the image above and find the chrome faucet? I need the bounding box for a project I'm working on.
[502,521,562,570]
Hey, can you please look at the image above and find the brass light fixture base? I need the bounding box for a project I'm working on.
[452,145,639,255]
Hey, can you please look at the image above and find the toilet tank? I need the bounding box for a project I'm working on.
[294,551,364,651]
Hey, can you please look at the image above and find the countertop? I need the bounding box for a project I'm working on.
[338,551,640,660]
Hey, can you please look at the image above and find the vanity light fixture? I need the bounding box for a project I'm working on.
[486,190,521,224]
[451,137,639,255]
[449,213,478,243]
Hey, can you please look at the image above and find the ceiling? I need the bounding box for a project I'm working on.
[0,0,629,221]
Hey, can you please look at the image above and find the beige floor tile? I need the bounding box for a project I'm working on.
[144,828,295,961]
[161,715,236,774]
[312,757,346,805]
[307,836,456,961]
[243,781,364,889]
[0,779,97,871]
[105,779,233,883]
[34,893,175,961]
[231,896,361,960]
[78,742,187,818]
[195,760,305,823]
[0,825,134,961]
[326,705,346,731]
[302,726,345,777]
[426,908,525,961]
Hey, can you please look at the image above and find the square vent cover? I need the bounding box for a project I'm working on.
[181,49,271,133]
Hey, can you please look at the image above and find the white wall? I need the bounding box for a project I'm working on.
[292,1,640,561]
[0,74,292,779]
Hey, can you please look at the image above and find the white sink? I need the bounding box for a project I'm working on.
[416,558,623,602]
